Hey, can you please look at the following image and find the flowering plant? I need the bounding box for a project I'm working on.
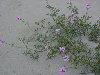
[1,1,100,75]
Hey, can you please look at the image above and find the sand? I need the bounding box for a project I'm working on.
[0,0,100,75]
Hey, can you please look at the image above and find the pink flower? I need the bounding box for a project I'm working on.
[86,3,92,8]
[55,29,60,34]
[63,55,70,61]
[59,67,67,75]
[0,40,5,45]
[59,47,65,52]
[16,16,21,20]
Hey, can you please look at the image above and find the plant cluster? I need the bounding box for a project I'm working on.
[18,2,100,75]
[1,1,100,75]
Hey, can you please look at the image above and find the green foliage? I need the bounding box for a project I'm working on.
[88,20,100,43]
[15,2,100,75]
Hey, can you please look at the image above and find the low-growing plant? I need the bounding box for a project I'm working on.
[1,1,100,75]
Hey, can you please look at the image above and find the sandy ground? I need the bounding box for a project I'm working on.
[0,0,100,75]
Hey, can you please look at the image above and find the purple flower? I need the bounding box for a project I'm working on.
[16,16,21,20]
[45,50,50,53]
[59,47,65,52]
[59,67,67,75]
[86,3,92,8]
[69,17,74,22]
[55,29,60,34]
[44,45,50,53]
[63,55,70,61]
[69,13,77,22]
[45,45,48,49]
[0,40,5,45]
